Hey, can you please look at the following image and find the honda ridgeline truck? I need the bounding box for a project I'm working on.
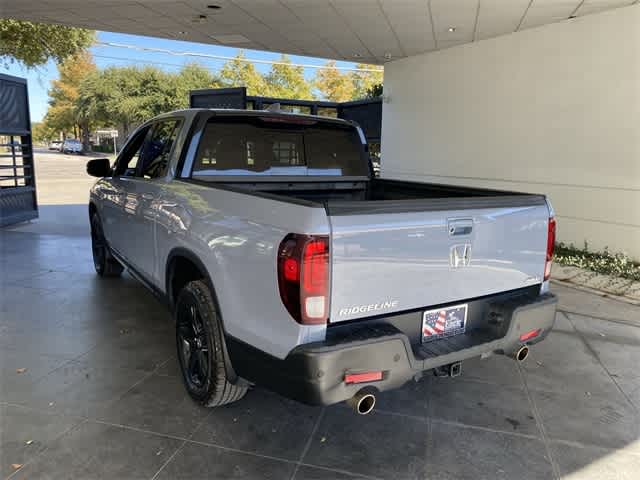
[87,109,557,414]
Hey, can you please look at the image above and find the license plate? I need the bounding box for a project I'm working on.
[422,304,468,343]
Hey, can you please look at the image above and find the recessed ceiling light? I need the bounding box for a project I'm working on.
[353,53,362,58]
[384,53,392,60]
[207,4,221,9]
[448,27,456,33]
[192,14,208,23]
[177,31,187,35]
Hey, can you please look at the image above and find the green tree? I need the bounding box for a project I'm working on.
[31,121,57,144]
[314,61,354,102]
[0,19,94,68]
[45,51,97,150]
[77,66,177,139]
[351,63,383,99]
[169,63,221,109]
[219,51,267,95]
[264,55,313,99]
[365,83,383,98]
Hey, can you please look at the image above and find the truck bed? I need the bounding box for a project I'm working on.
[195,177,546,211]
[191,176,550,323]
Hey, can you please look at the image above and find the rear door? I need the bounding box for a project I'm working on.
[328,201,551,323]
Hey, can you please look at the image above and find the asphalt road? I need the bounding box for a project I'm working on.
[32,147,112,206]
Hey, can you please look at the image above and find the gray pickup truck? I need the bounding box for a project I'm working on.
[87,109,557,414]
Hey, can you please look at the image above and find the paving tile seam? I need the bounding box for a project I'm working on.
[558,308,640,329]
[290,406,327,480]
[378,408,541,441]
[296,463,383,480]
[148,440,187,480]
[77,350,172,421]
[181,436,385,480]
[517,363,562,480]
[147,396,215,480]
[18,397,630,457]
[4,418,89,480]
[564,312,640,414]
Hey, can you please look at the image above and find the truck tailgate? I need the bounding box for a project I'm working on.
[327,199,550,323]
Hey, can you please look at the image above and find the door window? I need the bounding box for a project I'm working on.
[113,128,150,177]
[139,120,182,179]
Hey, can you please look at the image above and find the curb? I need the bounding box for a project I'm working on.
[550,278,640,307]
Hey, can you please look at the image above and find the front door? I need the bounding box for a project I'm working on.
[127,118,183,284]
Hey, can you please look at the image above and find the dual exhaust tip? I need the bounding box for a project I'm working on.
[513,345,529,362]
[347,390,376,415]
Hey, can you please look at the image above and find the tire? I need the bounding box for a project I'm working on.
[175,280,247,407]
[90,213,124,277]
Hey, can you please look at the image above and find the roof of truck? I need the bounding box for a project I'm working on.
[155,108,356,127]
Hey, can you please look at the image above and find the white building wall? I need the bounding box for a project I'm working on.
[381,5,640,259]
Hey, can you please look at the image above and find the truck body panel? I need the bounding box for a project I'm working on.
[89,108,557,406]
[328,204,550,322]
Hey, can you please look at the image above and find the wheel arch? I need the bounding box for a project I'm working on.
[166,247,240,384]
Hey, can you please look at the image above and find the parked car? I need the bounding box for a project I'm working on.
[86,109,557,414]
[62,139,82,154]
[49,140,63,151]
[5,139,21,152]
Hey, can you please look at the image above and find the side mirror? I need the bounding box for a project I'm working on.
[86,158,111,178]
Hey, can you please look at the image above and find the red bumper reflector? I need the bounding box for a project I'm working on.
[345,371,383,384]
[519,329,542,342]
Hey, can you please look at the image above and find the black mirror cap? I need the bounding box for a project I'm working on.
[86,158,111,178]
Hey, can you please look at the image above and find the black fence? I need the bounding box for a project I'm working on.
[189,87,382,147]
[0,73,38,227]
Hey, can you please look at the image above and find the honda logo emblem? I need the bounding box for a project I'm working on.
[450,244,472,268]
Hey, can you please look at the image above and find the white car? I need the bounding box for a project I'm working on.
[62,139,82,154]
[49,140,62,150]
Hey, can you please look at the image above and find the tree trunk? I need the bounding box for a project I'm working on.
[80,122,91,152]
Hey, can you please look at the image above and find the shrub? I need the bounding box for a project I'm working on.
[554,242,640,282]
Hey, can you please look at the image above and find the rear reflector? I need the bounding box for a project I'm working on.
[544,217,556,281]
[345,371,383,384]
[519,329,542,342]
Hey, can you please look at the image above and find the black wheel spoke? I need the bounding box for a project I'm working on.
[197,349,208,378]
[187,349,199,380]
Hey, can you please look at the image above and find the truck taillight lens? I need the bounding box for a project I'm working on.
[544,217,556,281]
[278,234,330,325]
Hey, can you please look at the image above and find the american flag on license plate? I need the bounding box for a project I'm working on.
[422,305,466,342]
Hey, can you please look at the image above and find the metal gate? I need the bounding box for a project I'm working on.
[189,88,383,144]
[0,73,37,227]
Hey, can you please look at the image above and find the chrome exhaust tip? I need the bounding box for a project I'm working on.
[514,345,529,363]
[347,390,376,415]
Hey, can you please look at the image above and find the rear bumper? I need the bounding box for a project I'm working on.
[227,292,557,406]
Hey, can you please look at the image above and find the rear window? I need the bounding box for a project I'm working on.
[191,117,368,177]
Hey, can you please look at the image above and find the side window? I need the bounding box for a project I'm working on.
[139,120,182,179]
[113,128,150,177]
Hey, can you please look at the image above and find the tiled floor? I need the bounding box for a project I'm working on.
[1,208,640,479]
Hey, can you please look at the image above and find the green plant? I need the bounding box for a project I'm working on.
[554,242,640,281]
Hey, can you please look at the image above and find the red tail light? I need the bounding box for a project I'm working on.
[278,234,330,325]
[544,217,556,281]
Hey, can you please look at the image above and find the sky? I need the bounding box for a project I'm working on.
[2,31,362,122]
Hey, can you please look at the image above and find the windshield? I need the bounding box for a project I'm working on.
[191,117,368,178]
